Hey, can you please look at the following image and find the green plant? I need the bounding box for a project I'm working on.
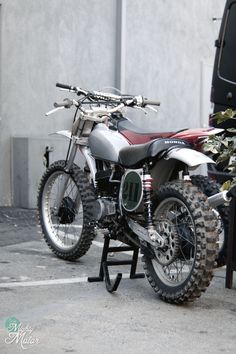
[203,109,236,190]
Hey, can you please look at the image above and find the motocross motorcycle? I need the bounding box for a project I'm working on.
[117,118,229,267]
[38,83,225,304]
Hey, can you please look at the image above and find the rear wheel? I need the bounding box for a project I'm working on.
[191,175,229,267]
[37,160,96,261]
[142,181,217,304]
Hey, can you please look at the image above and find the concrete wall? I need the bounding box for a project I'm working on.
[125,0,224,128]
[0,0,225,206]
[0,0,117,206]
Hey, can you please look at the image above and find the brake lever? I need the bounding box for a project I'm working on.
[131,105,158,115]
[146,105,158,113]
[59,88,76,93]
[134,106,148,115]
[45,106,65,116]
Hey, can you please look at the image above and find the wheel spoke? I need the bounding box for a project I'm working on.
[142,182,217,304]
[152,197,196,286]
[42,170,83,250]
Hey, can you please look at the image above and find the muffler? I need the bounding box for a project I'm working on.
[208,184,236,208]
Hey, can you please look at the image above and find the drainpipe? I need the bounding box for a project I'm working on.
[115,0,126,93]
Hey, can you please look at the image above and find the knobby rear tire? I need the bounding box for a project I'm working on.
[142,181,217,304]
[37,160,96,261]
[191,174,229,267]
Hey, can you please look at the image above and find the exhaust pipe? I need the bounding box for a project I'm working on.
[208,191,231,208]
[208,184,236,208]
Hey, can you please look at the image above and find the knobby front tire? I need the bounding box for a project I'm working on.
[37,160,96,261]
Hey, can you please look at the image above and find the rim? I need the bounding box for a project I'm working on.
[41,170,83,251]
[152,197,196,287]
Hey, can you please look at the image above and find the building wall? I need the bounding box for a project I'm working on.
[125,0,224,128]
[0,0,224,206]
[0,0,117,206]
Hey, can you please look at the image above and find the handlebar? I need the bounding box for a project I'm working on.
[56,82,77,91]
[46,83,161,117]
[55,82,160,108]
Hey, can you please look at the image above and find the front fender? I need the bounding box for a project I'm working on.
[49,130,72,139]
[166,147,215,167]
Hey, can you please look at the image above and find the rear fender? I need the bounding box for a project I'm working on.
[166,147,214,167]
[150,148,215,190]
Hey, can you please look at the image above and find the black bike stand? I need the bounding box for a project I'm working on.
[88,234,145,293]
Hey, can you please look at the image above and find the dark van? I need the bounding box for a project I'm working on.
[209,0,236,183]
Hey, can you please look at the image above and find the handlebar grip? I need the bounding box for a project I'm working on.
[56,82,75,90]
[143,99,161,106]
[54,99,73,108]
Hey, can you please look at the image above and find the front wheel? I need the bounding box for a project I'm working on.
[37,160,96,261]
[142,181,217,304]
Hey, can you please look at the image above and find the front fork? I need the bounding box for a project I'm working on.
[53,143,78,215]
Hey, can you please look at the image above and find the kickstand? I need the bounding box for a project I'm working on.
[88,234,145,293]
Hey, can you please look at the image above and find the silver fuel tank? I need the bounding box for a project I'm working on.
[88,124,130,163]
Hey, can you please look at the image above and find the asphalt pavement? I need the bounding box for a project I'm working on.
[0,207,236,354]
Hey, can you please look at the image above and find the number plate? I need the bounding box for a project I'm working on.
[121,170,143,212]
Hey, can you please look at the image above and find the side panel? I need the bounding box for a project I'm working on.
[151,159,177,190]
[88,124,130,162]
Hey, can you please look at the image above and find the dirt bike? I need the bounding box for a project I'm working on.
[117,118,230,267]
[38,83,228,304]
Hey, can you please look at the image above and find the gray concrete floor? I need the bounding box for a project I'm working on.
[0,207,236,354]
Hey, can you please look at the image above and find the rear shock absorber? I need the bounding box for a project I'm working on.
[143,165,154,228]
[143,165,165,246]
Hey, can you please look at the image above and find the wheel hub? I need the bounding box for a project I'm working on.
[154,219,179,266]
[58,197,76,224]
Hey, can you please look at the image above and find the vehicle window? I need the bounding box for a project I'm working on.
[219,2,236,84]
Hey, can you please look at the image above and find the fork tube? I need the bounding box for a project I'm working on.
[53,142,78,214]
[80,146,97,185]
[65,142,78,172]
